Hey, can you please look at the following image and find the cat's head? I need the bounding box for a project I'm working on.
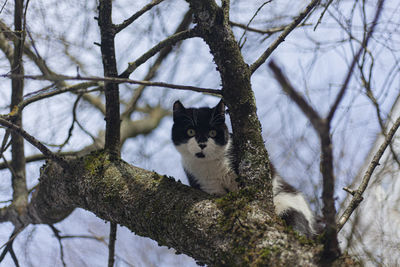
[172,100,230,161]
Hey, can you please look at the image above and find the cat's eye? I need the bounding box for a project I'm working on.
[187,129,196,137]
[209,130,217,137]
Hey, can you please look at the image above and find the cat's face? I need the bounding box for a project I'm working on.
[172,100,230,161]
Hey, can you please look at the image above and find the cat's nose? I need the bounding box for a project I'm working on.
[199,144,207,149]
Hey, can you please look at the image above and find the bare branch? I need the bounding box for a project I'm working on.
[10,0,28,215]
[0,118,69,169]
[114,0,165,34]
[1,74,222,95]
[121,10,193,119]
[108,223,117,267]
[313,0,334,31]
[0,152,77,170]
[268,59,340,261]
[250,0,320,74]
[326,0,385,124]
[119,28,199,78]
[268,60,323,131]
[48,225,67,267]
[238,1,272,47]
[16,82,101,116]
[337,114,400,232]
[0,230,20,267]
[98,0,121,158]
[230,21,311,36]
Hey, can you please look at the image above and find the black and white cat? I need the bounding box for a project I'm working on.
[172,100,318,237]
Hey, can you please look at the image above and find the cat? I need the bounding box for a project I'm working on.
[171,100,319,237]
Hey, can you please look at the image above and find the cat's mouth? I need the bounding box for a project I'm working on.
[195,152,205,158]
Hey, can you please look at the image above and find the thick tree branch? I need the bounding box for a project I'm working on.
[98,0,121,158]
[10,0,28,215]
[27,152,322,266]
[187,0,273,204]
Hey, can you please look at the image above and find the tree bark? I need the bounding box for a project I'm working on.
[29,152,323,266]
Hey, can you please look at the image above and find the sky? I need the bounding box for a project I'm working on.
[0,0,399,266]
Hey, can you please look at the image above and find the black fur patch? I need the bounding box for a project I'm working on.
[275,179,298,195]
[280,208,313,238]
[184,169,201,190]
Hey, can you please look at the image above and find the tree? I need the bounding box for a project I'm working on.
[0,0,399,266]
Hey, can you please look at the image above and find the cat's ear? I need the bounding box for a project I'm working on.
[214,99,225,116]
[173,100,185,113]
[173,100,185,121]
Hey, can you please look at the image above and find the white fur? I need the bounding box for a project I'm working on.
[272,176,315,233]
[175,138,238,195]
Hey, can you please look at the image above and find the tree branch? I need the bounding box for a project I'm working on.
[230,21,311,36]
[268,60,323,131]
[121,10,193,120]
[98,0,121,158]
[108,223,117,267]
[119,28,199,79]
[10,0,28,215]
[28,152,322,266]
[114,0,165,33]
[326,0,385,124]
[337,114,400,232]
[2,74,221,95]
[187,0,273,203]
[268,59,340,262]
[250,0,320,74]
[0,118,69,169]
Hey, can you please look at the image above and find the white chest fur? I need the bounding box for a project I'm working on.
[181,153,238,195]
[175,138,238,195]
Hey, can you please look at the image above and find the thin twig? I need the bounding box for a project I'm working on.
[16,82,100,116]
[120,10,193,119]
[313,0,334,31]
[238,1,272,47]
[0,152,77,170]
[268,60,323,131]
[119,28,199,78]
[0,0,8,14]
[114,0,164,33]
[48,225,67,267]
[230,21,311,36]
[250,0,320,74]
[337,115,400,232]
[326,0,385,124]
[57,94,83,151]
[0,117,69,169]
[108,223,117,267]
[1,74,222,95]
